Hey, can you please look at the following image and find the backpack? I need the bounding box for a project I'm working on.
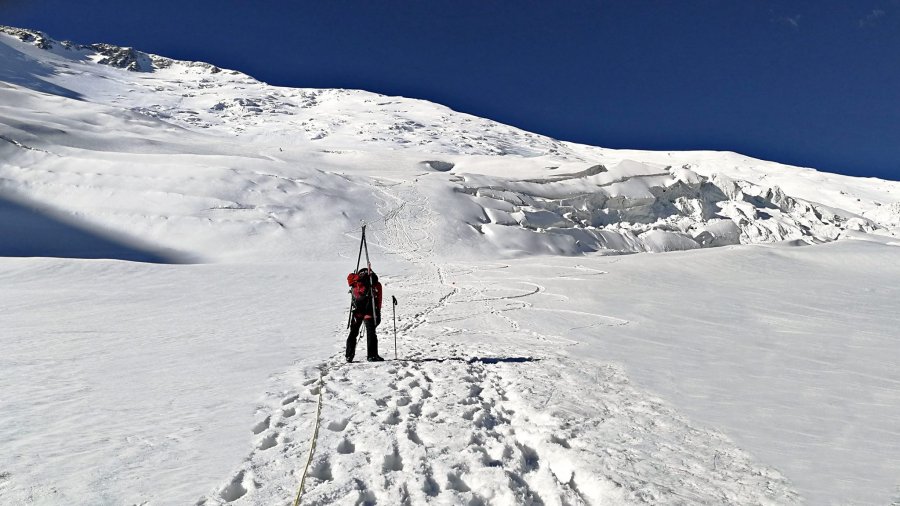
[349,268,380,316]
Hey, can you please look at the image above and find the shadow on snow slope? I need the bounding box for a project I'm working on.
[0,190,189,263]
[0,36,84,100]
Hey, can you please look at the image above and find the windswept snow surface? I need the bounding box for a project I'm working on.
[2,26,900,505]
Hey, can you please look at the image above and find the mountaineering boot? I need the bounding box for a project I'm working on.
[345,322,359,363]
[367,355,384,362]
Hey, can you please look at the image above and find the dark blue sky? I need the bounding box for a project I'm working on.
[2,1,899,180]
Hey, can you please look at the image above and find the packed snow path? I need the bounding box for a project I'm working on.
[198,181,796,505]
[199,284,797,505]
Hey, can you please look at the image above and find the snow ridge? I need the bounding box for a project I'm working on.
[0,25,223,73]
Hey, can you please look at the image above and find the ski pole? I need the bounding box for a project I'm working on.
[392,296,398,360]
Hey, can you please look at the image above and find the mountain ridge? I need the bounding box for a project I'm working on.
[0,24,897,262]
[0,25,225,73]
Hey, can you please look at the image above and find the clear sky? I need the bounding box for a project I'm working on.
[2,0,899,180]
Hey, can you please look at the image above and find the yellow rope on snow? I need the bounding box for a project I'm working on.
[293,371,326,506]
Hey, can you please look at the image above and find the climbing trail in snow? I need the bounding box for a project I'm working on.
[199,178,798,505]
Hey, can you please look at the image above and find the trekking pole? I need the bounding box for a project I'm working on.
[392,296,398,360]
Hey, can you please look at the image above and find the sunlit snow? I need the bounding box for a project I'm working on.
[1,26,899,505]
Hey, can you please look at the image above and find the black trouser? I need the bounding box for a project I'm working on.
[346,316,378,360]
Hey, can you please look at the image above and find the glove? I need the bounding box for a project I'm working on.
[375,309,382,327]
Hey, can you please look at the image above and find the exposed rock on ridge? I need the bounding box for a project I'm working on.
[0,25,222,73]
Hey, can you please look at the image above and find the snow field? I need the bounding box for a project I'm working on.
[2,25,900,505]
[198,261,797,505]
[0,258,354,505]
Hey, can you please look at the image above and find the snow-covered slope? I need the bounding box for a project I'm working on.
[1,25,898,263]
[1,26,899,506]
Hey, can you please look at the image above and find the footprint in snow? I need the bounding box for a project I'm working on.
[405,425,424,446]
[382,445,404,472]
[337,438,355,454]
[219,470,250,502]
[251,416,270,435]
[445,471,471,493]
[257,432,278,451]
[307,458,333,482]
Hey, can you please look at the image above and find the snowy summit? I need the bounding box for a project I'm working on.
[1,26,899,506]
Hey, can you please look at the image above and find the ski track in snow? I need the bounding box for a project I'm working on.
[198,181,798,505]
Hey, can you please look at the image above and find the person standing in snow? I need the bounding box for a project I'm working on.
[346,267,384,362]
